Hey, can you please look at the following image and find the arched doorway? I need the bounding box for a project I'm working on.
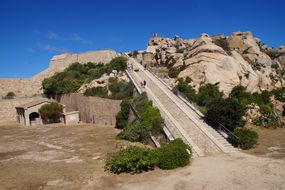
[29,112,40,126]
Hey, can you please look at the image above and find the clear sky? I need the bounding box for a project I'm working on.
[0,0,284,78]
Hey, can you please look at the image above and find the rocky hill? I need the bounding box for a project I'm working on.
[144,32,285,95]
[0,50,118,97]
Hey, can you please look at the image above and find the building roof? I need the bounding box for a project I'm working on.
[16,99,50,109]
[62,111,79,115]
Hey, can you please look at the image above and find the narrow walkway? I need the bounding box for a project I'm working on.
[127,58,236,156]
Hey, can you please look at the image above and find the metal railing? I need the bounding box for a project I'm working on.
[146,66,241,149]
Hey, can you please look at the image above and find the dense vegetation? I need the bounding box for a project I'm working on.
[105,139,191,173]
[174,81,264,149]
[116,92,163,143]
[115,100,131,129]
[42,57,128,98]
[84,78,134,100]
[228,128,258,149]
[39,102,63,123]
[205,98,246,131]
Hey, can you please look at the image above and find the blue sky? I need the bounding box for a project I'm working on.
[0,0,285,78]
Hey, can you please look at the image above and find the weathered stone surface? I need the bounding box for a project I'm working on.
[145,31,285,95]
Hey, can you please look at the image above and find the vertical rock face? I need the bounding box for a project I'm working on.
[145,32,285,95]
[0,50,118,97]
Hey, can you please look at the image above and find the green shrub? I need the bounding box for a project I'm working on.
[175,78,197,102]
[230,85,271,107]
[272,87,285,102]
[105,146,157,173]
[108,78,134,100]
[206,98,246,131]
[5,91,15,99]
[213,38,231,54]
[197,84,223,107]
[117,92,163,143]
[252,106,282,128]
[105,139,191,173]
[116,122,150,143]
[106,56,127,73]
[185,76,192,83]
[39,102,63,123]
[115,100,131,129]
[155,139,190,169]
[271,62,280,69]
[228,128,258,149]
[84,86,108,98]
[168,67,180,78]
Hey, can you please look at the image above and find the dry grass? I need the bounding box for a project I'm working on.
[245,127,285,158]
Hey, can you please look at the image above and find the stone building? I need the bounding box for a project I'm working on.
[15,99,72,126]
[16,99,52,126]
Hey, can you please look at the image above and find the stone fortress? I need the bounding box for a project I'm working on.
[1,31,285,124]
[0,50,118,123]
[0,50,118,98]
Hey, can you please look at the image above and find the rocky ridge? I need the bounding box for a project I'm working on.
[145,32,285,95]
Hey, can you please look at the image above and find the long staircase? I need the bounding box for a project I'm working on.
[126,57,236,156]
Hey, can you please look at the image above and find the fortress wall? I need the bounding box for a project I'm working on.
[0,96,48,122]
[32,50,118,81]
[58,93,121,126]
[0,79,42,98]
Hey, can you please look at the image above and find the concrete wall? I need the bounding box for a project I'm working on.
[58,93,121,126]
[0,96,49,122]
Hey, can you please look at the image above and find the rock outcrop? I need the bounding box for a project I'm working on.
[144,32,285,95]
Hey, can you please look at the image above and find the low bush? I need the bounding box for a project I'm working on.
[105,146,157,173]
[168,67,180,78]
[155,139,190,169]
[252,107,282,128]
[84,86,108,98]
[228,128,258,149]
[5,91,15,99]
[115,100,131,129]
[272,87,285,102]
[105,139,191,173]
[213,38,231,55]
[206,98,246,131]
[116,122,150,143]
[185,76,192,83]
[230,85,271,107]
[175,78,197,102]
[197,84,223,107]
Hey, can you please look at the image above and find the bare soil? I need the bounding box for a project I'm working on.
[0,123,284,190]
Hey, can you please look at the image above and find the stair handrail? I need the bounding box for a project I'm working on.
[146,65,241,149]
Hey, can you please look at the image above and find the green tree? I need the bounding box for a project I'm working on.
[197,84,223,107]
[206,98,246,131]
[39,102,63,124]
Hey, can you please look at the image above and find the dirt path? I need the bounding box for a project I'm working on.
[0,124,284,190]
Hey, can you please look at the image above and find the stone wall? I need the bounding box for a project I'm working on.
[0,96,49,122]
[57,93,121,126]
[0,79,42,98]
